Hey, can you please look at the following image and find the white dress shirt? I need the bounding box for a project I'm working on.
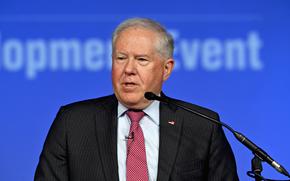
[117,100,160,181]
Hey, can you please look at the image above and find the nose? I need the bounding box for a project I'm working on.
[124,58,136,75]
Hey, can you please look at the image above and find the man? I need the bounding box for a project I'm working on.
[35,18,239,181]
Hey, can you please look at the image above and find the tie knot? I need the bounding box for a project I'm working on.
[126,110,145,123]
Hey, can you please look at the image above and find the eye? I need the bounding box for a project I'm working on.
[115,55,127,62]
[138,58,148,62]
[137,58,150,65]
[117,57,125,60]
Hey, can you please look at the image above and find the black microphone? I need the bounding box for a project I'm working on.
[144,92,290,178]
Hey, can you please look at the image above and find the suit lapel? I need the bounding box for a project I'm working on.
[94,94,183,181]
[95,95,119,181]
[157,101,183,181]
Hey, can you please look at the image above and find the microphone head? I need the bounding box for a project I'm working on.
[144,92,156,100]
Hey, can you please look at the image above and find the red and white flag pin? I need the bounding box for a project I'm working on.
[168,120,175,125]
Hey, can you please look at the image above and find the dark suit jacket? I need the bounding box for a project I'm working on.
[35,94,239,181]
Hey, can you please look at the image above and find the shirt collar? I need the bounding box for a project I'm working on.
[117,100,160,126]
[143,100,160,126]
[117,102,128,117]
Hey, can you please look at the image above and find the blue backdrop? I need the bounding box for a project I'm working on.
[1,0,289,180]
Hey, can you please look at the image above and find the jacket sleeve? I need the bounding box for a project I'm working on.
[34,107,69,181]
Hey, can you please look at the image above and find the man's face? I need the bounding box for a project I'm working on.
[112,27,174,109]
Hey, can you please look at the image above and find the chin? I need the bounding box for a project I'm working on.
[121,97,149,109]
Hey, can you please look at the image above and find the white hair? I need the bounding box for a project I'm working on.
[112,17,174,59]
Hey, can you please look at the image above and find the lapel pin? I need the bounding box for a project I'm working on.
[168,120,175,125]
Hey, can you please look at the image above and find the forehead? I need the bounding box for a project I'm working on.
[114,27,159,54]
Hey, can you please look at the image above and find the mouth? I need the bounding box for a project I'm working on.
[121,82,138,90]
[123,82,136,86]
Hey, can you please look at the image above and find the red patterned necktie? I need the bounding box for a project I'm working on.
[126,110,149,181]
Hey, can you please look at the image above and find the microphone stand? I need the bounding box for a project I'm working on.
[251,155,263,181]
[144,92,290,181]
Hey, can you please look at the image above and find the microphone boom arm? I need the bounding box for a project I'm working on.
[144,92,290,178]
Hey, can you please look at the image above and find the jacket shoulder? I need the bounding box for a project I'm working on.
[59,94,117,114]
[165,96,220,120]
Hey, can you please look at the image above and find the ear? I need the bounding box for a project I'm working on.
[163,58,174,81]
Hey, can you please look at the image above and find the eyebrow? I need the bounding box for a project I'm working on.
[115,52,151,58]
[135,54,150,57]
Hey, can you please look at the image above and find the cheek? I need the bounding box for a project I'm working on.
[112,72,121,89]
[112,65,122,81]
[139,67,164,87]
